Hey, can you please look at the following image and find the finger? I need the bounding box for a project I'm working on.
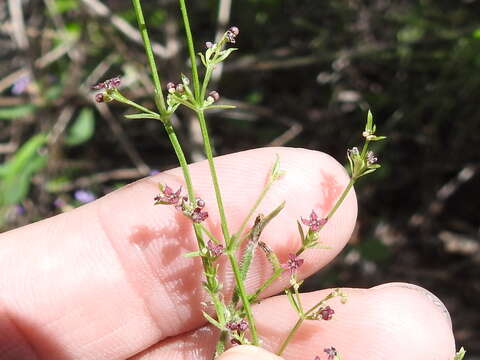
[132,283,455,360]
[218,346,283,360]
[0,147,357,360]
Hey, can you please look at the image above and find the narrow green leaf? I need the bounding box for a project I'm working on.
[297,220,305,245]
[454,347,466,360]
[125,113,160,120]
[202,311,223,330]
[204,104,236,110]
[183,251,202,258]
[65,108,95,146]
[0,104,36,120]
[366,110,373,132]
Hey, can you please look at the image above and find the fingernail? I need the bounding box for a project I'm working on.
[374,282,452,328]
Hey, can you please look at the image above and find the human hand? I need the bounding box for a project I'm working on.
[0,147,455,360]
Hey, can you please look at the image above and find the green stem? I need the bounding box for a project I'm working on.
[326,178,355,220]
[228,253,259,345]
[111,92,159,117]
[277,317,303,356]
[196,110,231,243]
[131,0,167,114]
[178,0,201,100]
[164,122,195,198]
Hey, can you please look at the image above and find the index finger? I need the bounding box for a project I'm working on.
[0,147,357,360]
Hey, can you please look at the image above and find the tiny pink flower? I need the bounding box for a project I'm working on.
[282,253,304,274]
[207,240,224,257]
[324,346,338,360]
[154,185,182,205]
[226,319,248,332]
[319,306,335,321]
[226,26,240,43]
[301,210,328,232]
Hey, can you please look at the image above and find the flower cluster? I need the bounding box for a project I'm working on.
[207,240,224,257]
[93,76,121,103]
[154,184,208,223]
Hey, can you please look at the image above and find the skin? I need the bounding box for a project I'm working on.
[0,147,456,360]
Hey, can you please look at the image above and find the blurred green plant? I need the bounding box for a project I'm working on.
[0,134,48,226]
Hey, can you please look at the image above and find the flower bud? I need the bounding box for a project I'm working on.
[95,93,105,103]
[175,84,185,93]
[206,41,213,49]
[208,90,220,102]
[167,82,176,94]
[229,26,240,36]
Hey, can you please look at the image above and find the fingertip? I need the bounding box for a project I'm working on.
[219,345,283,360]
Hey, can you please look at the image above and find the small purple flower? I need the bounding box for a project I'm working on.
[319,306,335,321]
[324,347,338,360]
[282,253,304,274]
[149,169,160,176]
[74,189,97,204]
[191,207,208,223]
[207,240,224,257]
[301,210,328,232]
[54,197,66,209]
[206,41,214,49]
[15,204,25,215]
[154,185,182,205]
[11,74,30,95]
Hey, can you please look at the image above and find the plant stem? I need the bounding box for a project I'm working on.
[196,110,231,243]
[277,317,303,356]
[228,253,259,345]
[326,178,355,220]
[131,0,167,114]
[178,0,201,100]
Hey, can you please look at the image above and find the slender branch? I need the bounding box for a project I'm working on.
[277,317,303,356]
[178,0,201,100]
[131,0,167,114]
[228,253,259,345]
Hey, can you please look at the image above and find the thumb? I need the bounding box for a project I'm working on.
[218,346,283,360]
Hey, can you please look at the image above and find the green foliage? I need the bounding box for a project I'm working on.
[0,134,48,224]
[65,108,95,146]
[0,105,36,120]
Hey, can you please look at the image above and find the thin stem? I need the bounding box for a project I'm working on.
[164,122,195,198]
[131,0,167,114]
[111,92,159,117]
[326,178,355,220]
[196,110,231,243]
[228,253,259,345]
[277,317,303,356]
[178,0,201,100]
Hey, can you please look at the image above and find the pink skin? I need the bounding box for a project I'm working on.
[0,147,455,360]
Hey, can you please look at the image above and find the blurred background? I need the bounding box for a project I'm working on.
[1,0,479,355]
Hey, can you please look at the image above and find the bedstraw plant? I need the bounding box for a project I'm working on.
[91,1,467,359]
